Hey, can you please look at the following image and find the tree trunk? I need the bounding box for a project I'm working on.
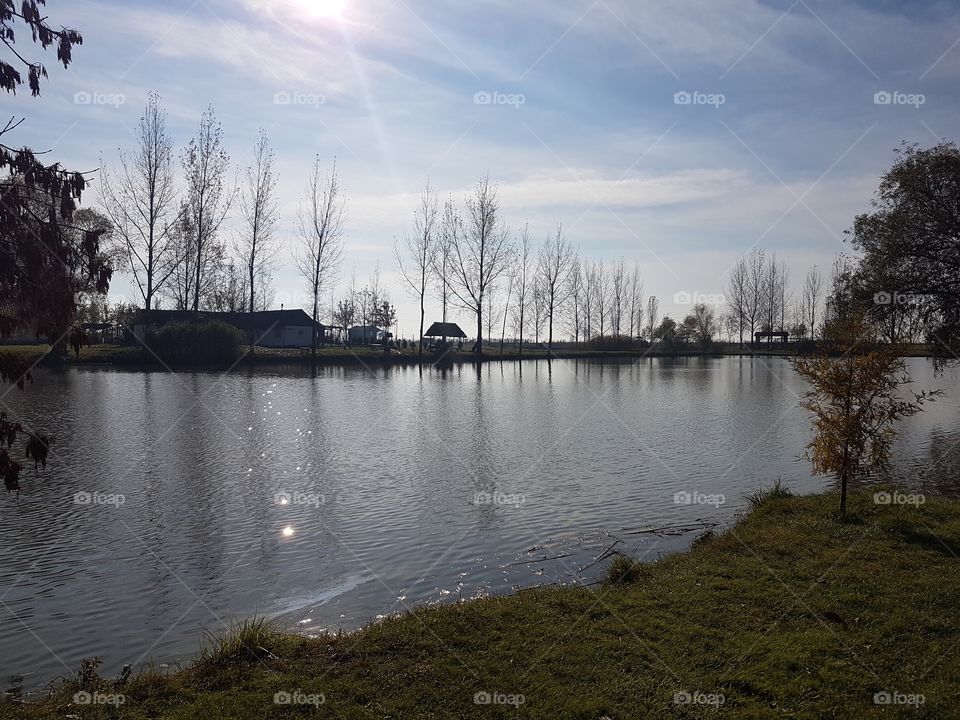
[418,293,424,356]
[475,307,483,355]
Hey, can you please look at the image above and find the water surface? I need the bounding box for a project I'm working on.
[1,357,957,687]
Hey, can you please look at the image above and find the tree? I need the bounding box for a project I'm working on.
[688,302,717,349]
[610,258,627,336]
[793,314,939,515]
[535,222,574,348]
[645,295,659,341]
[100,92,180,314]
[164,201,199,311]
[566,257,584,342]
[744,248,765,343]
[727,254,748,344]
[511,224,533,353]
[2,2,109,493]
[433,198,458,333]
[801,265,824,339]
[237,128,279,314]
[210,261,248,313]
[849,142,960,357]
[628,262,643,339]
[653,316,679,354]
[395,182,438,355]
[590,261,609,337]
[447,176,513,355]
[182,106,233,312]
[295,157,346,358]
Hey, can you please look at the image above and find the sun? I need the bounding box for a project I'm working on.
[292,0,347,19]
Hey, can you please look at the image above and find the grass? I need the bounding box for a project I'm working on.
[745,478,794,508]
[5,489,960,718]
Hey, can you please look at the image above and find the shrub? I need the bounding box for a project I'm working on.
[199,617,282,667]
[144,320,244,364]
[604,553,646,584]
[587,334,646,352]
[745,479,793,509]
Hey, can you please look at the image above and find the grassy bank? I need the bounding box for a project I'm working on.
[6,490,960,718]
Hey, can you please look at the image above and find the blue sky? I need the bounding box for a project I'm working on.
[7,0,960,335]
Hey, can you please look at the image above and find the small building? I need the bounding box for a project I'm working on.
[348,325,388,344]
[132,309,335,349]
[754,330,789,344]
[424,322,467,340]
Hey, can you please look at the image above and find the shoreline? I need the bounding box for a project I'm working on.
[5,489,958,718]
[0,342,936,373]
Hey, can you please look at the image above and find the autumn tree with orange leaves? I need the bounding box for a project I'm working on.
[792,315,940,516]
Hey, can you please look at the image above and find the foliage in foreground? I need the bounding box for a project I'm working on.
[792,314,940,515]
[6,490,960,719]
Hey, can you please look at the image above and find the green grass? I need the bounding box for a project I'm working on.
[5,489,960,718]
[745,479,794,509]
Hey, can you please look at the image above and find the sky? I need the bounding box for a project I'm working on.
[6,0,960,337]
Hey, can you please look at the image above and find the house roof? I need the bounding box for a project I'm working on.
[424,322,467,338]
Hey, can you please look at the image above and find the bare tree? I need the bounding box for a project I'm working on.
[645,295,659,341]
[295,156,346,358]
[447,176,514,355]
[802,265,824,339]
[165,201,198,311]
[535,222,575,348]
[726,254,748,344]
[566,257,584,342]
[511,224,533,354]
[395,182,438,355]
[592,261,609,337]
[237,128,279,314]
[99,91,179,313]
[433,197,458,332]
[182,106,234,313]
[628,262,643,339]
[582,261,596,339]
[744,248,766,343]
[609,258,627,335]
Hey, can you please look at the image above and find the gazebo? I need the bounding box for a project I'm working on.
[424,322,467,340]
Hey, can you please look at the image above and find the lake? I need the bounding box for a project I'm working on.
[1,356,957,688]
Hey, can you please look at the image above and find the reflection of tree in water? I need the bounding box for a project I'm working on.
[847,428,960,498]
[913,429,960,497]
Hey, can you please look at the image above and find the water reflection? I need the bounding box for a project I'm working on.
[0,357,956,688]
